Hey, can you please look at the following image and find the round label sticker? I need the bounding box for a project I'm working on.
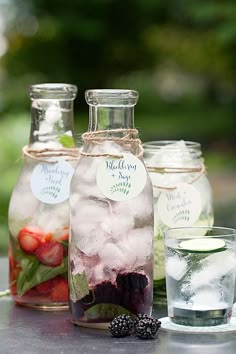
[96,153,147,201]
[30,160,74,204]
[157,183,202,227]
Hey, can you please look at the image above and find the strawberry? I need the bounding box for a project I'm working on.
[22,288,39,298]
[18,226,44,254]
[52,226,69,241]
[50,277,69,302]
[35,279,54,294]
[35,241,64,267]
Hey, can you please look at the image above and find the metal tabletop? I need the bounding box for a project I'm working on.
[0,257,236,354]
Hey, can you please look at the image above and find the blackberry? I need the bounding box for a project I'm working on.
[108,314,134,338]
[94,281,121,305]
[116,272,148,292]
[133,313,150,326]
[135,316,161,339]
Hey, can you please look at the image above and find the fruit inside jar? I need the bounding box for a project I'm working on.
[9,225,69,309]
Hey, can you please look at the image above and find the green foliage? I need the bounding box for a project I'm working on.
[0,0,236,255]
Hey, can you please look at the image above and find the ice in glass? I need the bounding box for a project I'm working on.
[164,227,236,326]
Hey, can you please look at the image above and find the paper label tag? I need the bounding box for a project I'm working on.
[96,153,147,201]
[30,160,74,204]
[157,183,202,227]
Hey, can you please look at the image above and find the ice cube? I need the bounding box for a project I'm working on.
[9,190,39,230]
[166,255,188,280]
[92,263,105,284]
[191,289,224,310]
[44,101,63,126]
[148,140,192,168]
[98,242,127,269]
[32,202,69,233]
[71,198,110,223]
[117,226,153,268]
[71,254,85,275]
[123,183,153,222]
[189,250,236,291]
[100,212,134,240]
[72,225,106,256]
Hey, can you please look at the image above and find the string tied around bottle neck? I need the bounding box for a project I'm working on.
[80,128,143,159]
[147,163,206,190]
[22,145,80,163]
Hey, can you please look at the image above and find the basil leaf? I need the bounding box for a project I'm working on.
[84,304,131,321]
[17,257,68,296]
[16,256,40,295]
[58,135,75,148]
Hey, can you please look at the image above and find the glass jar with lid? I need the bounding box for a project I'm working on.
[143,140,214,304]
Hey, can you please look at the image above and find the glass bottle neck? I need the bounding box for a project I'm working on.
[85,89,138,134]
[88,105,135,131]
[29,84,77,148]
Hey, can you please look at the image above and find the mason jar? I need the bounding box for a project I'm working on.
[143,140,214,304]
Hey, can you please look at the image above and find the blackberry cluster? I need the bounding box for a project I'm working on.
[116,272,149,314]
[108,313,161,339]
[94,281,121,305]
[135,316,161,339]
[133,313,150,327]
[108,315,134,338]
[116,272,148,292]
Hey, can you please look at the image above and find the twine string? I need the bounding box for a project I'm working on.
[22,145,80,163]
[80,129,143,159]
[147,163,206,190]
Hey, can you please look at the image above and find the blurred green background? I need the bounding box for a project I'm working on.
[1,0,236,254]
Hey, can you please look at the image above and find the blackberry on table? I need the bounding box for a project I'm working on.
[108,314,134,338]
[135,316,161,339]
[133,313,150,326]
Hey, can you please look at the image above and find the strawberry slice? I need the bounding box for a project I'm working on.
[35,241,64,267]
[18,226,44,254]
[36,279,54,294]
[50,277,69,302]
[52,226,69,241]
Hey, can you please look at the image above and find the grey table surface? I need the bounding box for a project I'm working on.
[1,257,236,354]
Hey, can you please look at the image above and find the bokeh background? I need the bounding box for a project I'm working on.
[1,0,236,254]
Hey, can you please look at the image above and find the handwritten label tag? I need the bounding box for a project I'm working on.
[96,153,147,201]
[157,183,202,227]
[30,160,74,204]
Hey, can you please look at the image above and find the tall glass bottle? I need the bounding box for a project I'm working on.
[143,140,214,304]
[69,89,154,328]
[8,83,78,310]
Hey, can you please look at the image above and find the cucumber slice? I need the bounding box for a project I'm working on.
[179,238,226,252]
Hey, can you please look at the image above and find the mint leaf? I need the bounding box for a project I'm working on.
[69,271,90,303]
[17,257,68,296]
[84,304,131,321]
[58,135,75,148]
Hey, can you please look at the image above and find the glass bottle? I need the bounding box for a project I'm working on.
[143,140,214,305]
[69,89,154,328]
[8,83,78,310]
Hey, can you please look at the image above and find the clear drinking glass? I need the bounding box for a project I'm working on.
[69,89,154,328]
[8,83,78,310]
[164,226,236,326]
[143,141,214,305]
